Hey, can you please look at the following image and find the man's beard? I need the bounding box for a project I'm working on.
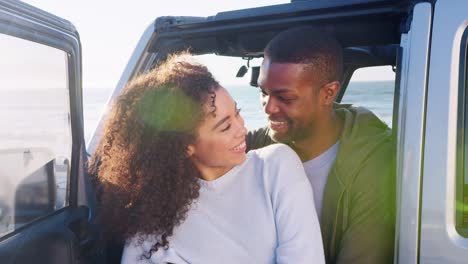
[268,123,314,144]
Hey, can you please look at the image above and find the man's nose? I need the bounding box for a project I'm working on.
[263,96,279,115]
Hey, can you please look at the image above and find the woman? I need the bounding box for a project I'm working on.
[89,53,324,264]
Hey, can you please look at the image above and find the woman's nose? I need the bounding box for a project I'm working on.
[235,115,247,137]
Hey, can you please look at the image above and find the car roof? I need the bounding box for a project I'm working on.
[147,0,432,60]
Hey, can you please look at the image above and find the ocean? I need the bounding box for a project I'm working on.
[83,80,394,144]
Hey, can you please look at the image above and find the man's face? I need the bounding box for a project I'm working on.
[258,57,323,143]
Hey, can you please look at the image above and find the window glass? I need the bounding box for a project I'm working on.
[341,66,395,127]
[0,34,71,236]
[456,28,468,235]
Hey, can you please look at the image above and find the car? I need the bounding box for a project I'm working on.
[1,0,468,263]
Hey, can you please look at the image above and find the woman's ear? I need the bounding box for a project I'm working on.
[186,144,195,158]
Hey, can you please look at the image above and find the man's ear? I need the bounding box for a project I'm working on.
[320,81,340,106]
[186,144,195,158]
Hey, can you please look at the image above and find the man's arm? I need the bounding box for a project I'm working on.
[337,141,396,264]
[245,126,275,152]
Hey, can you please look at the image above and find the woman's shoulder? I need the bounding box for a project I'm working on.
[248,143,306,187]
[122,235,184,264]
[248,143,299,164]
[249,143,305,181]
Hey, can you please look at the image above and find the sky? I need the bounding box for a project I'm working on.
[22,0,288,89]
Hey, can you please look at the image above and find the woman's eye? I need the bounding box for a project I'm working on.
[221,124,231,132]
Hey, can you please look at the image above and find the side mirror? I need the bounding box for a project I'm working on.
[54,157,69,209]
[14,159,56,225]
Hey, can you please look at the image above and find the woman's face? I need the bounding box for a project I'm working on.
[187,87,247,181]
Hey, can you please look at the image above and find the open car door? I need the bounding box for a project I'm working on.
[0,1,98,263]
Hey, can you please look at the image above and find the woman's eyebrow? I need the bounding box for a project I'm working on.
[211,103,237,131]
[212,116,230,131]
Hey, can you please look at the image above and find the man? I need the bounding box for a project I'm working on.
[246,26,395,263]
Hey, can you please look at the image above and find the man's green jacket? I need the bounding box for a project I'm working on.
[246,104,395,264]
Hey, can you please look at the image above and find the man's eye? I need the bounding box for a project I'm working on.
[236,108,242,116]
[259,89,268,96]
[279,97,294,103]
[221,124,231,132]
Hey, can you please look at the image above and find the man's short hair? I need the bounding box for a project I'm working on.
[264,26,343,85]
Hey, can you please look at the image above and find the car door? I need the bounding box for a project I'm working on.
[419,0,468,262]
[0,1,98,263]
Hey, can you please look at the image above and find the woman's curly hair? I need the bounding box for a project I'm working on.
[88,53,220,258]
